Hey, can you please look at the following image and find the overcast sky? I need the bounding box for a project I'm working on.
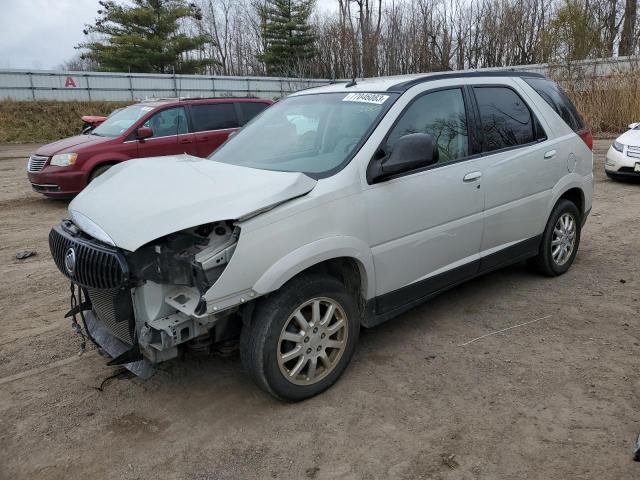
[0,0,338,70]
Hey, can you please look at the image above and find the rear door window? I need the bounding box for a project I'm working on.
[238,102,270,125]
[473,86,543,153]
[190,103,238,132]
[523,77,585,132]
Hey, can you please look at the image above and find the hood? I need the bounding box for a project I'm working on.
[69,155,317,251]
[36,134,113,156]
[617,128,640,147]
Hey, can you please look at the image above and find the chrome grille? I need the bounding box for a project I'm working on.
[626,146,640,159]
[49,224,129,290]
[86,288,134,345]
[27,154,49,172]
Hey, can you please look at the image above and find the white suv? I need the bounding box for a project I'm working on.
[49,71,594,401]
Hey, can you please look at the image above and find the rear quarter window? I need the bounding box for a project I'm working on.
[523,78,585,132]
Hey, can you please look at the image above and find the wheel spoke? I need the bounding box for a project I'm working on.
[327,318,344,335]
[551,238,562,246]
[318,350,331,369]
[311,300,321,325]
[293,311,310,331]
[289,356,307,378]
[325,339,344,349]
[306,357,318,380]
[320,303,335,326]
[281,331,304,344]
[279,346,303,364]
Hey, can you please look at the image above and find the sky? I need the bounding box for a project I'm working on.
[0,0,339,70]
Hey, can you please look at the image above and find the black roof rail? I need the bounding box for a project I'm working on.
[387,70,546,92]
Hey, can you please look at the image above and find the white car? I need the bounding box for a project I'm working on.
[605,123,640,179]
[49,71,593,401]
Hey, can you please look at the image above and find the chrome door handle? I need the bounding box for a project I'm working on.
[544,150,557,159]
[463,171,482,182]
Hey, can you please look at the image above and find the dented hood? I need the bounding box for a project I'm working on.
[69,155,317,251]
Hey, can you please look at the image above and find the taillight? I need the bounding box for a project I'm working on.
[577,128,593,151]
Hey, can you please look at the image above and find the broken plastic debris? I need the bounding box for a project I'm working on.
[16,250,36,260]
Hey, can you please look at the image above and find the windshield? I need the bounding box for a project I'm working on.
[92,104,154,137]
[209,92,397,177]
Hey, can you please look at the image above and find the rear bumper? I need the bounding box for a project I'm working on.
[27,167,87,197]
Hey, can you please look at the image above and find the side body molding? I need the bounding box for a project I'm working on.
[252,236,376,300]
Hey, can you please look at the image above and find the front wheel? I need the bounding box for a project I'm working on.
[240,274,360,401]
[530,199,581,276]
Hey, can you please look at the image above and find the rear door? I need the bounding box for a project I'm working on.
[135,106,197,158]
[189,102,240,157]
[470,83,560,269]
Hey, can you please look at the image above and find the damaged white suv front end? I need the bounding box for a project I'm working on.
[50,154,317,377]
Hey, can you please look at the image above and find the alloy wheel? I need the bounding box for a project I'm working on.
[277,297,348,386]
[551,212,576,266]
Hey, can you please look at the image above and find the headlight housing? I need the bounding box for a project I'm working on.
[50,153,78,167]
[612,141,624,153]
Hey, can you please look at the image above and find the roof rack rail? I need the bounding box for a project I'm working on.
[138,95,258,102]
[387,70,545,92]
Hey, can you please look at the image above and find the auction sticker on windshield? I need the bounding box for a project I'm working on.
[342,93,389,104]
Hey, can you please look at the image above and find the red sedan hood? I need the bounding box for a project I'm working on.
[35,134,114,156]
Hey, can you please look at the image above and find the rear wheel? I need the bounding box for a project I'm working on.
[240,274,360,401]
[530,199,581,276]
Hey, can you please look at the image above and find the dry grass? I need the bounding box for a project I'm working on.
[0,100,131,143]
[551,63,640,137]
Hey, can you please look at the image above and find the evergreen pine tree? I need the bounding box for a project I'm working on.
[259,0,316,77]
[78,0,216,74]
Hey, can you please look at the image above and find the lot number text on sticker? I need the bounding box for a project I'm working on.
[343,93,389,104]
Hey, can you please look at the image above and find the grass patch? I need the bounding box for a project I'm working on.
[0,100,131,143]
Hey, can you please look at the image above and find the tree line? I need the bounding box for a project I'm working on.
[66,0,640,78]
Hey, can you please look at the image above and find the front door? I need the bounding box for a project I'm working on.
[136,106,197,157]
[363,87,485,313]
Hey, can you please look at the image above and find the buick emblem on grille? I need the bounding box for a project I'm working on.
[64,247,76,276]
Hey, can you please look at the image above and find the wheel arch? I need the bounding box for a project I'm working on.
[252,236,375,302]
[549,176,588,221]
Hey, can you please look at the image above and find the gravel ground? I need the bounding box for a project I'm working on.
[0,140,639,479]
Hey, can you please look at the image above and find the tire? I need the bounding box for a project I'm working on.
[530,199,581,276]
[89,164,113,182]
[240,274,360,402]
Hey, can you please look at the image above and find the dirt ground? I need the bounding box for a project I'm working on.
[0,140,639,480]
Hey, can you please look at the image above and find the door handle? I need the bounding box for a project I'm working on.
[544,150,557,159]
[179,138,192,144]
[198,136,209,142]
[463,171,482,182]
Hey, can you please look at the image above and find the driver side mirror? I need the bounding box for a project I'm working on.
[136,127,154,140]
[629,122,639,130]
[368,133,439,184]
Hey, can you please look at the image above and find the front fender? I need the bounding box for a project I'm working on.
[252,236,375,300]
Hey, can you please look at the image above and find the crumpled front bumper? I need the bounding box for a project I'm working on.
[84,309,155,379]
